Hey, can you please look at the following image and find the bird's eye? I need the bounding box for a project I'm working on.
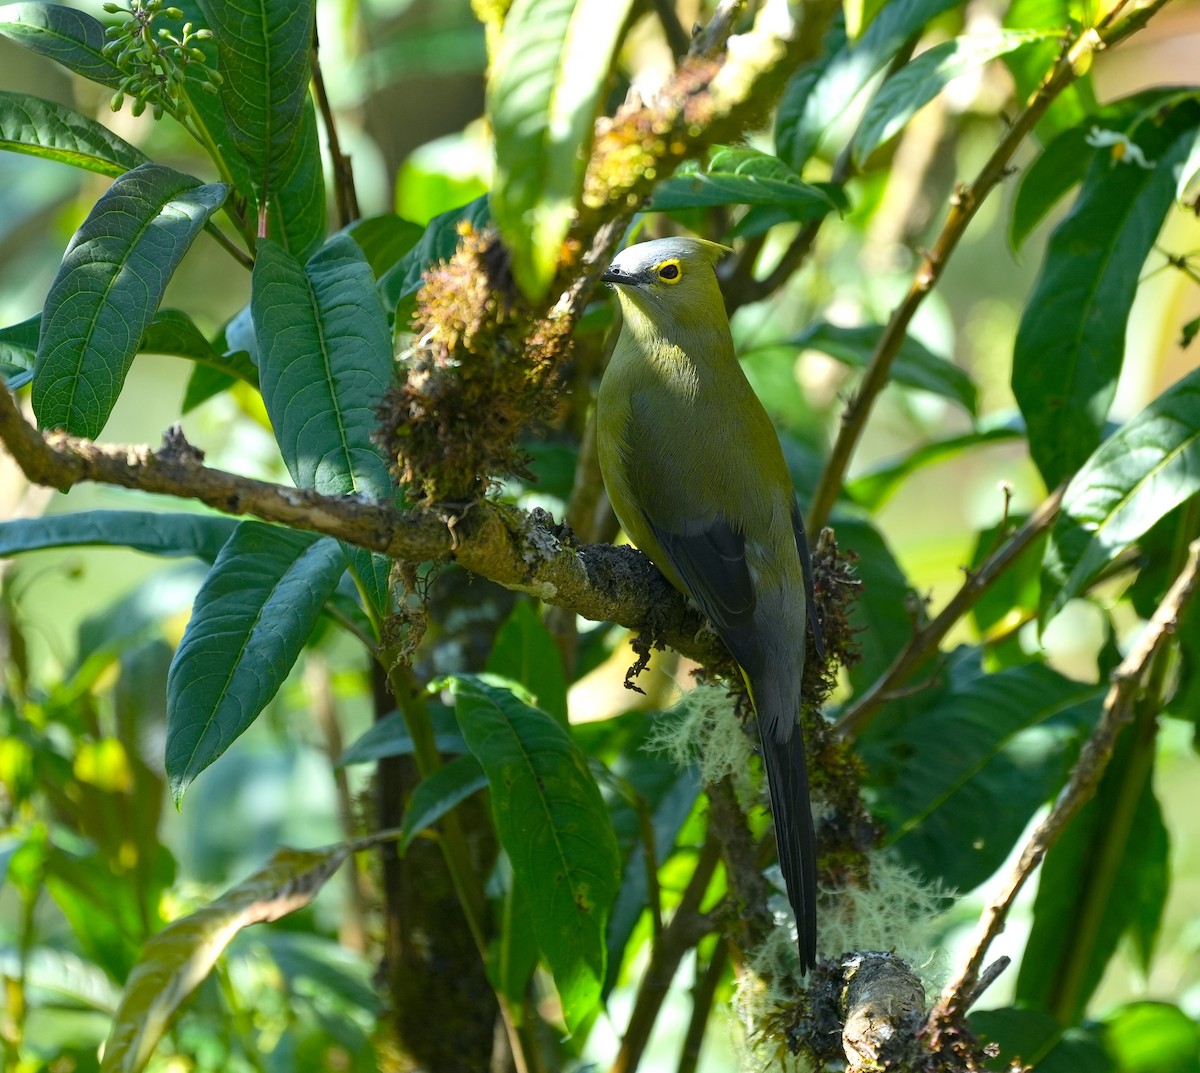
[657,260,682,283]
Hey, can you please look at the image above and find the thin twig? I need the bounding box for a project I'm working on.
[836,484,1065,738]
[928,537,1200,1026]
[676,939,728,1073]
[651,0,692,57]
[807,0,1170,533]
[311,28,359,227]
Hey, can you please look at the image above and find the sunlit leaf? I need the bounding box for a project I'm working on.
[0,91,147,176]
[100,845,347,1073]
[488,0,634,298]
[486,600,569,725]
[0,510,238,562]
[0,2,121,87]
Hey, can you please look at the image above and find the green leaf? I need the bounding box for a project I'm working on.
[971,1007,1112,1073]
[487,0,634,298]
[1041,367,1200,625]
[345,213,425,278]
[0,510,238,562]
[399,755,488,853]
[448,675,621,1035]
[378,195,490,325]
[789,320,977,414]
[649,147,846,220]
[0,313,39,388]
[846,421,1023,509]
[0,90,148,176]
[141,308,259,389]
[486,600,569,725]
[251,234,395,616]
[165,523,345,801]
[1010,89,1200,251]
[1002,0,1095,143]
[776,0,966,169]
[264,98,326,260]
[100,845,347,1073]
[197,0,316,209]
[31,162,229,437]
[1012,111,1200,488]
[1016,734,1169,1023]
[1104,1003,1200,1073]
[854,31,1047,164]
[862,652,1101,892]
[337,706,466,766]
[0,2,122,87]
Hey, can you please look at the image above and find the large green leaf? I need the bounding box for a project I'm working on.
[448,675,621,1035]
[100,845,347,1073]
[0,510,238,562]
[378,195,490,326]
[487,0,634,298]
[1010,89,1200,251]
[853,30,1047,163]
[971,1007,1112,1073]
[485,599,569,725]
[398,754,488,853]
[165,523,345,801]
[345,212,425,278]
[141,308,259,389]
[196,0,315,209]
[1012,111,1200,488]
[0,90,148,175]
[649,146,844,220]
[776,0,966,169]
[31,162,228,437]
[789,320,977,414]
[251,234,394,616]
[1016,734,1169,1023]
[1041,367,1200,625]
[1104,1003,1200,1073]
[263,98,325,260]
[337,705,466,766]
[0,2,121,87]
[862,652,1101,892]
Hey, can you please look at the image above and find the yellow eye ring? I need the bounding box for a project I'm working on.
[657,259,682,284]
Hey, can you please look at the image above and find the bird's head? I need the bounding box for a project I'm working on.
[601,237,732,326]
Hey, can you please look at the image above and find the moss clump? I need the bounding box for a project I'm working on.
[376,224,573,504]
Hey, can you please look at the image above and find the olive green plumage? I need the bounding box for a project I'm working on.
[597,236,820,971]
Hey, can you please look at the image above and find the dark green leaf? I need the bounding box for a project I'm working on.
[971,1008,1112,1073]
[0,90,148,176]
[1010,89,1200,251]
[143,308,258,387]
[846,421,1023,509]
[487,0,634,298]
[197,0,315,207]
[399,755,487,853]
[251,234,394,616]
[0,313,39,388]
[448,675,621,1035]
[378,195,490,325]
[31,162,228,437]
[862,651,1101,892]
[345,213,424,278]
[1012,111,1200,488]
[854,31,1047,164]
[0,2,122,87]
[337,706,466,767]
[775,0,966,169]
[485,600,569,725]
[790,320,977,414]
[264,99,325,261]
[165,523,345,801]
[0,510,238,562]
[649,146,845,220]
[1041,366,1200,625]
[1017,734,1169,1022]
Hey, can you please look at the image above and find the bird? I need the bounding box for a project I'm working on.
[596,235,821,972]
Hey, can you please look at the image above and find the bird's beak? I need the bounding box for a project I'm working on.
[601,264,628,285]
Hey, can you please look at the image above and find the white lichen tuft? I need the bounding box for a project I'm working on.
[645,683,756,801]
[733,852,954,1071]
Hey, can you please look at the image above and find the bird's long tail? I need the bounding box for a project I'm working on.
[759,722,818,973]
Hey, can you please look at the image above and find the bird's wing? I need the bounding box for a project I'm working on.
[791,500,823,660]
